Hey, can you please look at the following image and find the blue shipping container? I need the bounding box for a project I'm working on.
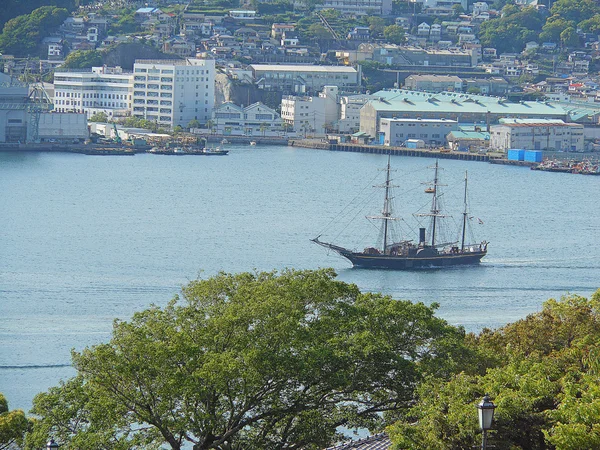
[524,150,543,162]
[507,149,525,161]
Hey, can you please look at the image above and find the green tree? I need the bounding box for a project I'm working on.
[61,50,104,69]
[539,15,573,43]
[383,25,406,44]
[306,23,331,40]
[29,269,468,450]
[0,393,30,450]
[578,15,600,34]
[0,6,70,56]
[452,3,465,16]
[389,290,600,450]
[89,112,108,123]
[478,7,543,53]
[560,26,579,48]
[187,119,202,129]
[550,0,600,24]
[366,16,386,37]
[107,9,139,35]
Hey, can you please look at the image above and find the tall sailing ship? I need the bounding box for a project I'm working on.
[312,157,488,269]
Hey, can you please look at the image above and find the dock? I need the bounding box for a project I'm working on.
[288,139,491,162]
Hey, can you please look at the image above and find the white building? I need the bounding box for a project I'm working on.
[490,119,584,152]
[379,117,458,146]
[316,0,392,15]
[338,94,376,134]
[132,58,215,129]
[53,66,134,119]
[211,102,285,136]
[281,86,339,136]
[250,64,360,94]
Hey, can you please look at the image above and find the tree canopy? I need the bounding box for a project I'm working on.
[0,6,70,57]
[61,50,104,69]
[0,394,30,450]
[478,6,544,53]
[388,290,600,450]
[383,25,406,45]
[27,269,468,450]
[0,0,75,31]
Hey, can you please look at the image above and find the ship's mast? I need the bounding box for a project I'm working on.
[461,171,468,251]
[431,160,439,247]
[366,155,401,254]
[382,155,392,253]
[415,160,447,247]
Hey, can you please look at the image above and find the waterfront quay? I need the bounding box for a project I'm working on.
[288,139,491,162]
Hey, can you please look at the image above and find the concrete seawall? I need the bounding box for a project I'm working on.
[288,139,491,162]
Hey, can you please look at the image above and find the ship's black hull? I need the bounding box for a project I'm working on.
[339,250,487,269]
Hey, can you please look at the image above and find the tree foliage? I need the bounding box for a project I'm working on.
[0,6,70,57]
[383,25,406,45]
[89,112,108,123]
[28,269,468,450]
[550,0,600,25]
[478,6,544,53]
[0,394,30,450]
[0,0,75,31]
[388,290,600,450]
[61,50,104,69]
[306,23,331,40]
[539,15,573,43]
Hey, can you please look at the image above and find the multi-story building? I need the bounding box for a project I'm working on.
[316,0,392,15]
[379,117,458,146]
[338,94,377,133]
[132,58,215,129]
[250,65,360,94]
[490,119,584,152]
[53,66,134,119]
[281,86,339,136]
[211,102,285,136]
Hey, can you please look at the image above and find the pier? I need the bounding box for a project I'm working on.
[288,139,491,162]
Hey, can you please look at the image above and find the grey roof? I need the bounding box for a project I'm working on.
[250,64,357,73]
[325,433,391,450]
[366,89,567,117]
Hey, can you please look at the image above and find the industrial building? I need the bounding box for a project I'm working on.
[489,119,584,152]
[250,64,360,94]
[132,58,215,129]
[0,79,86,144]
[53,66,134,119]
[379,117,458,146]
[0,84,30,143]
[359,89,568,138]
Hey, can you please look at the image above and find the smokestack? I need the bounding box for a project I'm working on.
[419,228,426,245]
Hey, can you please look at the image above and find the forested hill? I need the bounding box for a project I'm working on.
[0,0,77,30]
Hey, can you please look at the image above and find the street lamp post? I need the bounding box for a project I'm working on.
[46,438,59,450]
[477,394,496,450]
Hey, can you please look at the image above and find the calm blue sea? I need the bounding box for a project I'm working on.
[1,145,599,411]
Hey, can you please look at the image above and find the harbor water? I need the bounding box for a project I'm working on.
[1,145,599,411]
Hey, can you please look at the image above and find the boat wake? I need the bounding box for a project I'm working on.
[0,363,71,370]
